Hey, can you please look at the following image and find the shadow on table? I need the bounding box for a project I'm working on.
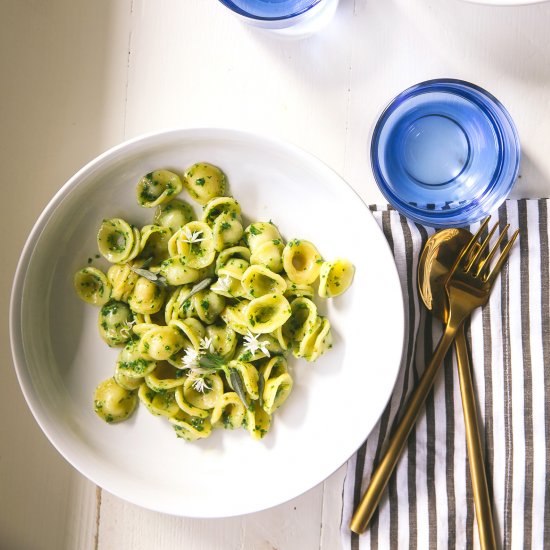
[1,1,130,549]
[511,151,550,199]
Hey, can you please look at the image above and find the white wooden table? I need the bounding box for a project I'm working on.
[2,1,550,548]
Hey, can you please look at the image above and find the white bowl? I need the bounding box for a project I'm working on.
[10,128,404,517]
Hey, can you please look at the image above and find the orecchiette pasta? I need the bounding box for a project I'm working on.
[154,198,195,233]
[263,372,293,415]
[144,361,186,392]
[114,367,143,391]
[98,301,135,347]
[74,267,112,306]
[159,256,200,286]
[215,245,250,272]
[168,221,215,269]
[138,224,171,267]
[137,324,185,360]
[212,212,244,252]
[116,339,156,377]
[202,196,241,227]
[183,162,227,205]
[107,264,138,302]
[250,238,285,273]
[183,372,224,409]
[245,222,282,253]
[97,218,140,263]
[94,377,138,423]
[169,411,212,441]
[136,170,183,208]
[282,239,323,285]
[128,277,165,314]
[75,161,353,442]
[211,392,245,429]
[138,384,180,417]
[241,264,287,299]
[318,258,355,298]
[244,293,291,334]
[244,402,271,440]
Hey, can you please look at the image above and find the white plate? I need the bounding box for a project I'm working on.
[10,128,404,517]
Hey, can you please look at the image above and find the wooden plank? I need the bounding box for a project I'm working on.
[98,490,243,550]
[320,466,347,550]
[98,483,324,550]
[240,484,324,550]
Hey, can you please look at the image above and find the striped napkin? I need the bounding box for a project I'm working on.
[341,199,549,550]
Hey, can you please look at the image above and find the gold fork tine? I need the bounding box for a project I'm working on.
[465,222,499,273]
[476,223,510,278]
[485,229,520,284]
[451,217,491,276]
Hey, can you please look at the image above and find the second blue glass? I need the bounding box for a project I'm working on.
[218,0,339,36]
[371,79,520,227]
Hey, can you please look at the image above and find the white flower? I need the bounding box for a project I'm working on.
[215,276,231,292]
[181,226,205,244]
[182,346,199,369]
[119,318,136,339]
[199,336,213,352]
[243,330,271,358]
[189,374,211,393]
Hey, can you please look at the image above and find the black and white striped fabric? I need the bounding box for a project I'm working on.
[341,199,550,550]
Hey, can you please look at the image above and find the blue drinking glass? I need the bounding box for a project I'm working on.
[218,0,339,36]
[371,79,520,227]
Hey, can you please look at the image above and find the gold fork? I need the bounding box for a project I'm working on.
[350,217,519,535]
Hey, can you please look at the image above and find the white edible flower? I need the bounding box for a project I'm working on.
[215,276,231,292]
[119,318,136,339]
[243,330,271,358]
[189,374,211,393]
[181,226,205,244]
[199,336,213,352]
[182,346,199,369]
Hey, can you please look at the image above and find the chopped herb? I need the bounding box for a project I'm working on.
[191,417,205,431]
[230,368,250,409]
[118,358,150,374]
[249,225,262,236]
[185,277,213,301]
[129,265,168,288]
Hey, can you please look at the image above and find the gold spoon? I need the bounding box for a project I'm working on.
[417,228,497,550]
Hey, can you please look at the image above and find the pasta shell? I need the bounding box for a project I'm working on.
[245,293,292,334]
[74,267,112,306]
[136,170,182,208]
[282,239,323,285]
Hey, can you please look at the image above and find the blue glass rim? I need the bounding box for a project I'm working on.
[371,78,521,227]
[217,0,323,21]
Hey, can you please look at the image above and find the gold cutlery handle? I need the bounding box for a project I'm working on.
[350,323,459,534]
[455,325,497,550]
